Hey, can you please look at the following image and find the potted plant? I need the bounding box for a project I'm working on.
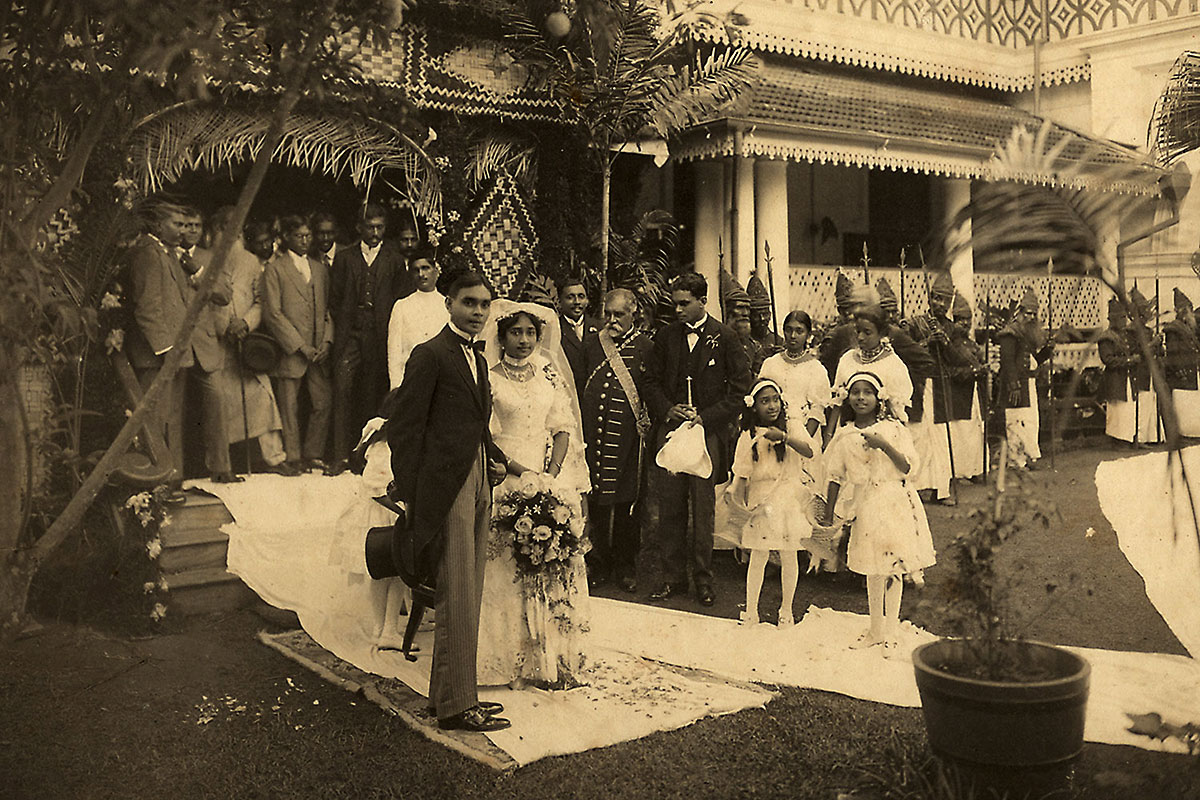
[911,440,1091,792]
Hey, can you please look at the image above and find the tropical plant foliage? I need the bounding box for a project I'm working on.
[1150,50,1200,166]
[504,0,759,286]
[0,0,410,641]
[607,208,678,317]
[127,103,441,224]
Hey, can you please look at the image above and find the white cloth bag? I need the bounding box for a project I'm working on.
[655,420,712,479]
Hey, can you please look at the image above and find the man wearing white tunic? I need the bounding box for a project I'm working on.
[199,208,289,473]
[387,247,448,388]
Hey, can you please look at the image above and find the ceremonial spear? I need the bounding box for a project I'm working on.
[764,240,779,339]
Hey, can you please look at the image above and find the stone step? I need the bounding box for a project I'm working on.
[168,492,233,531]
[159,526,230,573]
[167,566,253,616]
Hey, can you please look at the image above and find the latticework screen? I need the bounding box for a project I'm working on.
[787,266,1104,330]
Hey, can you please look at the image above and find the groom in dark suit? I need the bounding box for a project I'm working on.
[386,271,512,732]
[643,272,751,607]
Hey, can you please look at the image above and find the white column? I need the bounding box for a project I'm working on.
[941,178,975,315]
[734,155,757,285]
[755,159,790,327]
[694,160,724,320]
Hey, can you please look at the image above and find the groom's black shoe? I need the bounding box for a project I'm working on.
[438,706,512,732]
[477,701,504,716]
[697,585,716,607]
[648,583,682,601]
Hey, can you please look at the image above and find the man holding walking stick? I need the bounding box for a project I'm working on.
[205,208,292,476]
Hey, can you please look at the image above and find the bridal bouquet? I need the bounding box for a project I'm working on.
[492,472,583,575]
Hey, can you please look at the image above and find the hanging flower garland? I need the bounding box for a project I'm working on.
[120,486,175,624]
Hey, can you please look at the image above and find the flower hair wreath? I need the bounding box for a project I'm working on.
[832,371,893,410]
[744,377,785,408]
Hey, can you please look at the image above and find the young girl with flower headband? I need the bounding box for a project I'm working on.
[725,378,816,626]
[817,371,936,651]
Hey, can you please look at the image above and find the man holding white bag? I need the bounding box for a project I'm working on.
[643,272,751,608]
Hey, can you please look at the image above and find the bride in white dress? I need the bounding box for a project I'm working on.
[477,300,592,689]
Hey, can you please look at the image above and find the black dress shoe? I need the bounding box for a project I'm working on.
[619,576,638,594]
[438,706,511,732]
[648,583,681,601]
[477,700,504,715]
[162,490,189,507]
[266,461,302,477]
[323,459,348,477]
[697,585,716,607]
[211,471,246,484]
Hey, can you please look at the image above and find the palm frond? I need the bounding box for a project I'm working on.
[1149,50,1200,166]
[467,134,537,194]
[942,121,1161,278]
[127,105,442,226]
[608,209,677,314]
[643,46,759,138]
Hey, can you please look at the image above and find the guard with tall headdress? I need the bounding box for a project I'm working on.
[996,287,1053,467]
[1099,295,1138,444]
[1123,287,1162,443]
[1164,287,1200,436]
[946,292,986,479]
[724,286,763,375]
[819,269,858,380]
[1163,288,1198,390]
[902,272,957,501]
[746,274,782,362]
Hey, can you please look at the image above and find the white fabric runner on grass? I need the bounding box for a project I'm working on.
[188,475,771,767]
[1095,447,1200,658]
[589,598,1200,755]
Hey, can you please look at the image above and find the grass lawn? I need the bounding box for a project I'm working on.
[2,443,1197,799]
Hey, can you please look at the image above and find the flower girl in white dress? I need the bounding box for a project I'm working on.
[818,371,936,652]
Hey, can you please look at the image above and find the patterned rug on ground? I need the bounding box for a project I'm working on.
[258,628,774,769]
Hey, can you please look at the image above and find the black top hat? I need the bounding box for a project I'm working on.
[240,332,281,373]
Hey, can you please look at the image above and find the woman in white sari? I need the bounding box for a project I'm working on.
[476,300,592,689]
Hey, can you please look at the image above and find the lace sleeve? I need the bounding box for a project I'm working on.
[543,364,592,495]
[731,430,754,479]
[543,364,574,435]
[823,429,849,484]
[883,420,919,475]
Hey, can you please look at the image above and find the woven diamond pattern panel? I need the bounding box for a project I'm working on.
[464,173,538,300]
[342,25,560,122]
[720,60,1139,167]
[788,266,1102,330]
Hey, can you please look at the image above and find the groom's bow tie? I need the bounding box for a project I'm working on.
[686,322,705,334]
[456,335,485,353]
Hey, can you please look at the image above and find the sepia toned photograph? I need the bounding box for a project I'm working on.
[2,1,1198,797]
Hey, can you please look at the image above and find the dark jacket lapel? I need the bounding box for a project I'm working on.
[437,326,487,413]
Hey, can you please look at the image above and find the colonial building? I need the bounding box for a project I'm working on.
[659,0,1199,327]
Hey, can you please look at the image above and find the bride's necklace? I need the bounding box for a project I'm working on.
[500,356,534,382]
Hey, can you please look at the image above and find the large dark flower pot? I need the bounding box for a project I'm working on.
[913,639,1090,771]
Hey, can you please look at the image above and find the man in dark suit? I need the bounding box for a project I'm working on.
[387,271,512,733]
[558,277,601,404]
[328,203,415,474]
[643,272,751,607]
[125,202,238,484]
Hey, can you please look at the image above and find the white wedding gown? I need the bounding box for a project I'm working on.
[477,358,591,688]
